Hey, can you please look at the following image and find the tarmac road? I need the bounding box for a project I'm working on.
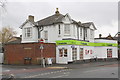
[1,60,119,79]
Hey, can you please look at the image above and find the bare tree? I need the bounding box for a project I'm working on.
[0,27,17,44]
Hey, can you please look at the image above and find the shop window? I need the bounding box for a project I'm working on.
[59,49,63,57]
[107,49,112,58]
[59,48,67,57]
[64,49,67,57]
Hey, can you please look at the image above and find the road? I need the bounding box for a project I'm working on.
[1,60,119,79]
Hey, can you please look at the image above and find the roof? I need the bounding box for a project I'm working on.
[37,14,64,26]
[20,20,36,29]
[82,22,97,30]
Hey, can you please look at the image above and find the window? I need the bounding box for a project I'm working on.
[107,49,112,58]
[58,25,61,35]
[64,24,70,35]
[44,31,48,42]
[80,28,82,38]
[64,49,67,57]
[80,48,83,59]
[72,48,77,60]
[24,27,32,38]
[59,48,67,57]
[59,49,63,57]
[90,29,93,39]
[85,28,87,37]
[73,25,75,35]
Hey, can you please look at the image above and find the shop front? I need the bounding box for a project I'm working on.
[56,40,118,64]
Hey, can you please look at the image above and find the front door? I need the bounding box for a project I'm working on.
[72,48,77,61]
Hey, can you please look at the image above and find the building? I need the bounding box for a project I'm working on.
[20,8,96,43]
[19,8,118,64]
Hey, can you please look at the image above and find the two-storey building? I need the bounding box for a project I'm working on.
[20,8,117,64]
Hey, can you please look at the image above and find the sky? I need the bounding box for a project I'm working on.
[0,0,118,38]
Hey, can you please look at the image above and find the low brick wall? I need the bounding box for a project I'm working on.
[4,43,56,65]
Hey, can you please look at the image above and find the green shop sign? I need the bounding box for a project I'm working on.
[56,40,118,47]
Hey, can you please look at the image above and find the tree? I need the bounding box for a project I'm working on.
[0,27,17,44]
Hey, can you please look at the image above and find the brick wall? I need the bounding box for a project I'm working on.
[4,43,56,65]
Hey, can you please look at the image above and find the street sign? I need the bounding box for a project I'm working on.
[39,38,44,44]
[40,44,44,49]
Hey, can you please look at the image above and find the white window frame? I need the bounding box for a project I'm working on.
[44,31,48,42]
[72,48,77,60]
[85,28,87,38]
[24,27,32,38]
[59,48,68,57]
[80,27,82,38]
[90,29,93,39]
[64,24,70,35]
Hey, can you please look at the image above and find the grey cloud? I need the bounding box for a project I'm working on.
[1,1,118,37]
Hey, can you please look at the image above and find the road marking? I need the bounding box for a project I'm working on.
[51,75,68,78]
[24,69,71,78]
[83,69,106,73]
[47,67,67,69]
[4,70,10,72]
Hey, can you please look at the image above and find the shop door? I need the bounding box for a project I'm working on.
[72,48,77,61]
[80,48,83,60]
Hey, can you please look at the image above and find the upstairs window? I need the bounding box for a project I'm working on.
[64,24,70,35]
[24,27,32,38]
[85,28,87,37]
[44,31,48,42]
[80,27,82,38]
[58,24,61,35]
[90,29,93,39]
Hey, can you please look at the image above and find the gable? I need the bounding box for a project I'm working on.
[20,20,35,29]
[90,25,95,30]
[62,14,73,24]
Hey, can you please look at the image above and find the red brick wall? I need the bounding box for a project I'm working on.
[4,43,56,65]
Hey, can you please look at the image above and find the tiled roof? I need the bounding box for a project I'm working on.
[37,14,64,26]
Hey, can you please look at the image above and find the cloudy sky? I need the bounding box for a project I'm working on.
[0,0,118,38]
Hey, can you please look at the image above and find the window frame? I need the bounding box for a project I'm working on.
[24,27,32,38]
[44,31,48,42]
[64,24,70,35]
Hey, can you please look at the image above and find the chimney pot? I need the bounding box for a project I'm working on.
[99,34,102,38]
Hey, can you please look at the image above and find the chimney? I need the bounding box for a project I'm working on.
[99,34,102,38]
[28,15,34,22]
[118,32,120,37]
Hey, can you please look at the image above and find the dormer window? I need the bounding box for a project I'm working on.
[24,27,32,38]
[64,24,70,35]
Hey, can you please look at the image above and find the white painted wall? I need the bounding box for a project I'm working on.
[94,47,118,59]
[95,39,117,43]
[94,39,118,59]
[22,22,38,43]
